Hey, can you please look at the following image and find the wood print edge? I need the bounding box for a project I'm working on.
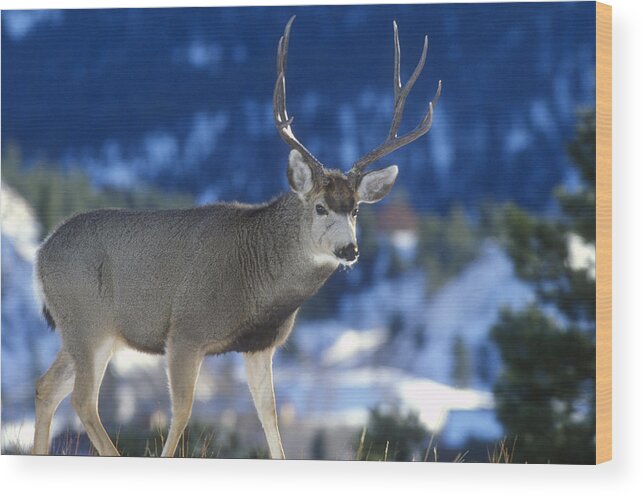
[595,0,612,465]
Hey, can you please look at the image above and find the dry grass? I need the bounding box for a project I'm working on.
[141,425,217,458]
[5,423,519,463]
[355,426,471,463]
[487,436,518,463]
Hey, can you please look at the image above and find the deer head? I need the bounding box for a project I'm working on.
[274,16,441,266]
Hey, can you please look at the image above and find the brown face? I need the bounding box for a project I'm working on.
[319,172,359,215]
[286,150,398,266]
[309,171,360,264]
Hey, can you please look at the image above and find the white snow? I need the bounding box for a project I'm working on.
[322,329,386,366]
[1,420,36,453]
[567,232,596,279]
[0,183,40,261]
[412,241,534,385]
[398,378,494,432]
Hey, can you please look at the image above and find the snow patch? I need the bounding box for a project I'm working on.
[567,233,595,279]
[1,420,35,453]
[323,329,386,366]
[0,183,40,261]
[398,378,493,432]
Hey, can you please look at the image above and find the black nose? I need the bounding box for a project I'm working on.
[335,243,359,262]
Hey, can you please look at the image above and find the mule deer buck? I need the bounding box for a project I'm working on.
[32,17,440,458]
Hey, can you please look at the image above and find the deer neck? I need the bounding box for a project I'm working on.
[254,193,338,293]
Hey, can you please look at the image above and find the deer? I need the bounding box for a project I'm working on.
[31,16,440,459]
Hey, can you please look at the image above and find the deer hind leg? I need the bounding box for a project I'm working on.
[244,347,285,460]
[33,350,75,455]
[161,342,204,457]
[70,337,119,456]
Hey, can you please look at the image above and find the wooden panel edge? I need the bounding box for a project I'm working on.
[595,1,612,465]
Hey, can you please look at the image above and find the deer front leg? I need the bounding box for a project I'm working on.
[70,337,119,456]
[161,341,204,457]
[244,347,285,459]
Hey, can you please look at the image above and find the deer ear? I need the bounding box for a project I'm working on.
[357,165,398,204]
[287,150,314,196]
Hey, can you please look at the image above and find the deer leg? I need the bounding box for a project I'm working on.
[33,350,75,455]
[244,347,285,459]
[70,338,119,456]
[161,343,204,457]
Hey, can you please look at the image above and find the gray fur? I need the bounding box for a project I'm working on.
[37,193,337,357]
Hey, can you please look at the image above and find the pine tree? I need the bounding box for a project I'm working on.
[490,110,597,464]
[416,204,480,293]
[355,408,429,461]
[1,144,194,238]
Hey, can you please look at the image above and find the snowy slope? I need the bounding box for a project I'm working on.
[319,241,534,388]
[412,241,534,387]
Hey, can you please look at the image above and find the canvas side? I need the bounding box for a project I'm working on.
[595,1,612,465]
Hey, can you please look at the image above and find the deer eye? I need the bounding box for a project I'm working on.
[351,207,359,218]
[315,204,328,216]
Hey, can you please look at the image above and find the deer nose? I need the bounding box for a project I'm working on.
[335,243,359,262]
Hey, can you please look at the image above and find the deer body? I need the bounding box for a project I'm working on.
[32,17,440,458]
[39,193,335,357]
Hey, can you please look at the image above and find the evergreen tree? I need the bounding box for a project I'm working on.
[1,143,194,236]
[490,110,597,464]
[416,205,480,293]
[355,408,429,461]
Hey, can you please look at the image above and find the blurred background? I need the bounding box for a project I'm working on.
[1,3,596,463]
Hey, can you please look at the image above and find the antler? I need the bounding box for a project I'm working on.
[274,16,324,170]
[349,21,442,178]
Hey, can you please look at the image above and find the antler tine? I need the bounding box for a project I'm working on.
[273,18,293,130]
[389,25,428,140]
[350,22,440,176]
[393,21,401,98]
[273,37,291,129]
[273,16,324,169]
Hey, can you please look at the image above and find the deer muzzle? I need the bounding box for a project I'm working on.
[335,243,359,263]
